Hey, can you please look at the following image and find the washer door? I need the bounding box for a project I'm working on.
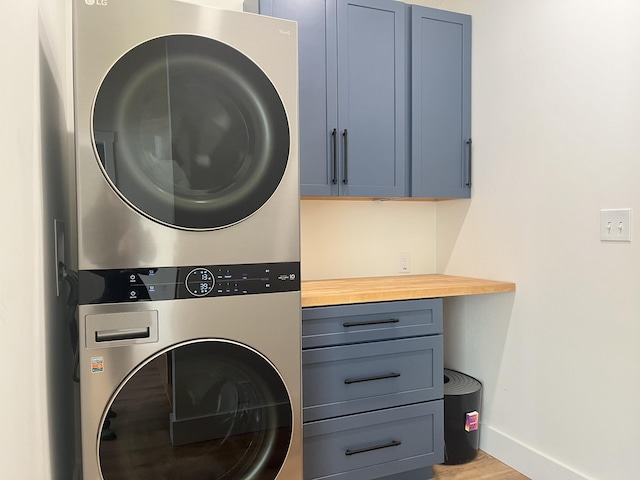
[92,35,290,230]
[98,341,293,479]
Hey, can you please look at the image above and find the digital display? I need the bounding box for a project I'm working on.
[185,268,215,297]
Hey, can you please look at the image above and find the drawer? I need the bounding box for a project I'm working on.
[304,401,444,480]
[302,299,443,349]
[303,336,443,422]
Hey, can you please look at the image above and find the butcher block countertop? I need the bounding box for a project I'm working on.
[301,274,516,308]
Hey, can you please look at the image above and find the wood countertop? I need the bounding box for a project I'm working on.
[301,274,516,307]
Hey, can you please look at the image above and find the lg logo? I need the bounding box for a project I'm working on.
[85,0,108,5]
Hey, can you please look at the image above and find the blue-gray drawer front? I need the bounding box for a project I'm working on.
[302,299,443,349]
[304,401,444,480]
[303,336,443,422]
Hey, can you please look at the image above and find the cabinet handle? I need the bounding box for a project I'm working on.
[343,318,399,328]
[342,129,348,184]
[466,138,472,187]
[331,128,338,184]
[344,372,401,385]
[345,440,402,456]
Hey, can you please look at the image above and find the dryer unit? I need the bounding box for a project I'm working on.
[72,0,300,478]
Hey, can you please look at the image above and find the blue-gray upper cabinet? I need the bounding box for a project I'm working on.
[261,0,406,197]
[410,6,472,198]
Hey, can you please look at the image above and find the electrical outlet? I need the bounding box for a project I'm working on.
[398,252,411,273]
[600,209,632,242]
[54,219,65,296]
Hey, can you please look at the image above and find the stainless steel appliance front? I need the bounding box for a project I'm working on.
[78,293,302,480]
[73,0,300,478]
[73,0,299,271]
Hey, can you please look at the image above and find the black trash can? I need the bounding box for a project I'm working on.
[443,369,482,465]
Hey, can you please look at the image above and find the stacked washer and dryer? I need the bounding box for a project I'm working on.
[72,0,301,478]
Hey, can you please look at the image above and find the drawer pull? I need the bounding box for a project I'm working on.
[342,318,400,328]
[345,440,402,456]
[344,372,401,385]
[95,327,150,343]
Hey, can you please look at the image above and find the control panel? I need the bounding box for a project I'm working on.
[79,262,300,305]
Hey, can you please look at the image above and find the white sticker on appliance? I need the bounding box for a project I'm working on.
[91,357,104,373]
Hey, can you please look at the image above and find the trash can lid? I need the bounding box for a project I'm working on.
[444,369,482,395]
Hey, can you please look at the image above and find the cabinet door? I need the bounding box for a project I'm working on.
[411,6,471,198]
[337,0,406,197]
[262,0,339,196]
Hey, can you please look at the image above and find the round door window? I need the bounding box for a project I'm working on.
[93,35,290,230]
[98,341,292,479]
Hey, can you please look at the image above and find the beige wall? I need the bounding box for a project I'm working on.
[301,199,437,280]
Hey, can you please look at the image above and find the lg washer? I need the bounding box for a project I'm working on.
[72,0,301,478]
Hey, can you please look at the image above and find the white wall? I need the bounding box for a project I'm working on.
[1,0,48,477]
[415,1,640,479]
[0,2,49,479]
[0,0,74,478]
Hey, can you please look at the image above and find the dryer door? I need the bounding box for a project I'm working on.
[98,340,293,479]
[92,35,290,230]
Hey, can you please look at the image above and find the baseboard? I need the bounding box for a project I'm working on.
[480,425,594,480]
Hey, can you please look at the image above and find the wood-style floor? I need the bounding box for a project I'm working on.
[433,450,530,480]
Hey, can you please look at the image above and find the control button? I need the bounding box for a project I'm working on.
[185,268,215,297]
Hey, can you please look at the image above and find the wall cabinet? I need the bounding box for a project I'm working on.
[410,6,472,198]
[261,0,406,197]
[261,1,472,199]
[302,299,444,480]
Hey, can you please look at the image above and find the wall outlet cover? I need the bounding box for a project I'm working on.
[398,252,411,273]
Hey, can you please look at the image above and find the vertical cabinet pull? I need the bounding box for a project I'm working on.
[465,138,472,187]
[345,440,402,456]
[331,128,338,184]
[342,129,349,184]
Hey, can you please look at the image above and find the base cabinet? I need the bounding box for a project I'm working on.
[302,299,444,480]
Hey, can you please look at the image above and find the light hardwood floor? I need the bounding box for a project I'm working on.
[433,450,530,480]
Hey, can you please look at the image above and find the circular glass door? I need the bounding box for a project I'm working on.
[98,341,292,479]
[93,35,290,230]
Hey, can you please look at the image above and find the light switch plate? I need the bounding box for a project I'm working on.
[600,209,631,242]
